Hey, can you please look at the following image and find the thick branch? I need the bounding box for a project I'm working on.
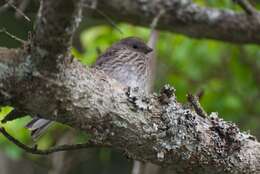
[0,47,259,173]
[32,0,83,68]
[85,0,260,44]
[0,0,260,173]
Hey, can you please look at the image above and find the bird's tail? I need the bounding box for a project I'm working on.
[25,117,52,140]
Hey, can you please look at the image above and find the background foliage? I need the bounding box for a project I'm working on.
[0,0,259,173]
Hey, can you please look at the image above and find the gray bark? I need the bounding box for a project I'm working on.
[85,0,260,44]
[0,0,260,173]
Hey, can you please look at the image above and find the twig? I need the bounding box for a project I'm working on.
[150,8,165,30]
[0,127,110,155]
[195,89,205,101]
[187,93,207,118]
[5,0,31,22]
[15,0,30,19]
[0,28,25,43]
[0,3,9,13]
[96,8,123,35]
[131,161,145,174]
[148,8,163,47]
[233,0,258,15]
[82,3,123,35]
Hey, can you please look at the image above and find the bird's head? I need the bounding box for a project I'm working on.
[111,37,153,55]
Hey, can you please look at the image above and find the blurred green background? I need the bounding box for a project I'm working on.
[0,0,259,174]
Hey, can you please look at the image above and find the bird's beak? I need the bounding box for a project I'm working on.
[145,47,153,54]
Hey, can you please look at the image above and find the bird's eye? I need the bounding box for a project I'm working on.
[132,44,138,49]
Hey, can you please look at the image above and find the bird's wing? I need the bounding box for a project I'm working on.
[92,48,117,68]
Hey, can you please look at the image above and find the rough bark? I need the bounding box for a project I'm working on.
[85,0,260,44]
[0,0,260,174]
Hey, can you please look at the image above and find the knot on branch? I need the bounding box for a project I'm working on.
[126,87,152,111]
[159,84,176,105]
[158,101,199,160]
[209,113,241,155]
[162,0,192,9]
[187,93,207,118]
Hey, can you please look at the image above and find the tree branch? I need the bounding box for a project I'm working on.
[32,0,84,68]
[0,47,260,173]
[85,0,260,44]
[0,0,260,173]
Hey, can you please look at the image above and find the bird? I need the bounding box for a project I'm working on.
[26,37,153,140]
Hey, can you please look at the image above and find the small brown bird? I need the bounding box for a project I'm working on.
[26,37,153,139]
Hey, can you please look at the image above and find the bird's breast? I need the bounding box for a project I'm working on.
[110,63,148,92]
[97,50,150,93]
